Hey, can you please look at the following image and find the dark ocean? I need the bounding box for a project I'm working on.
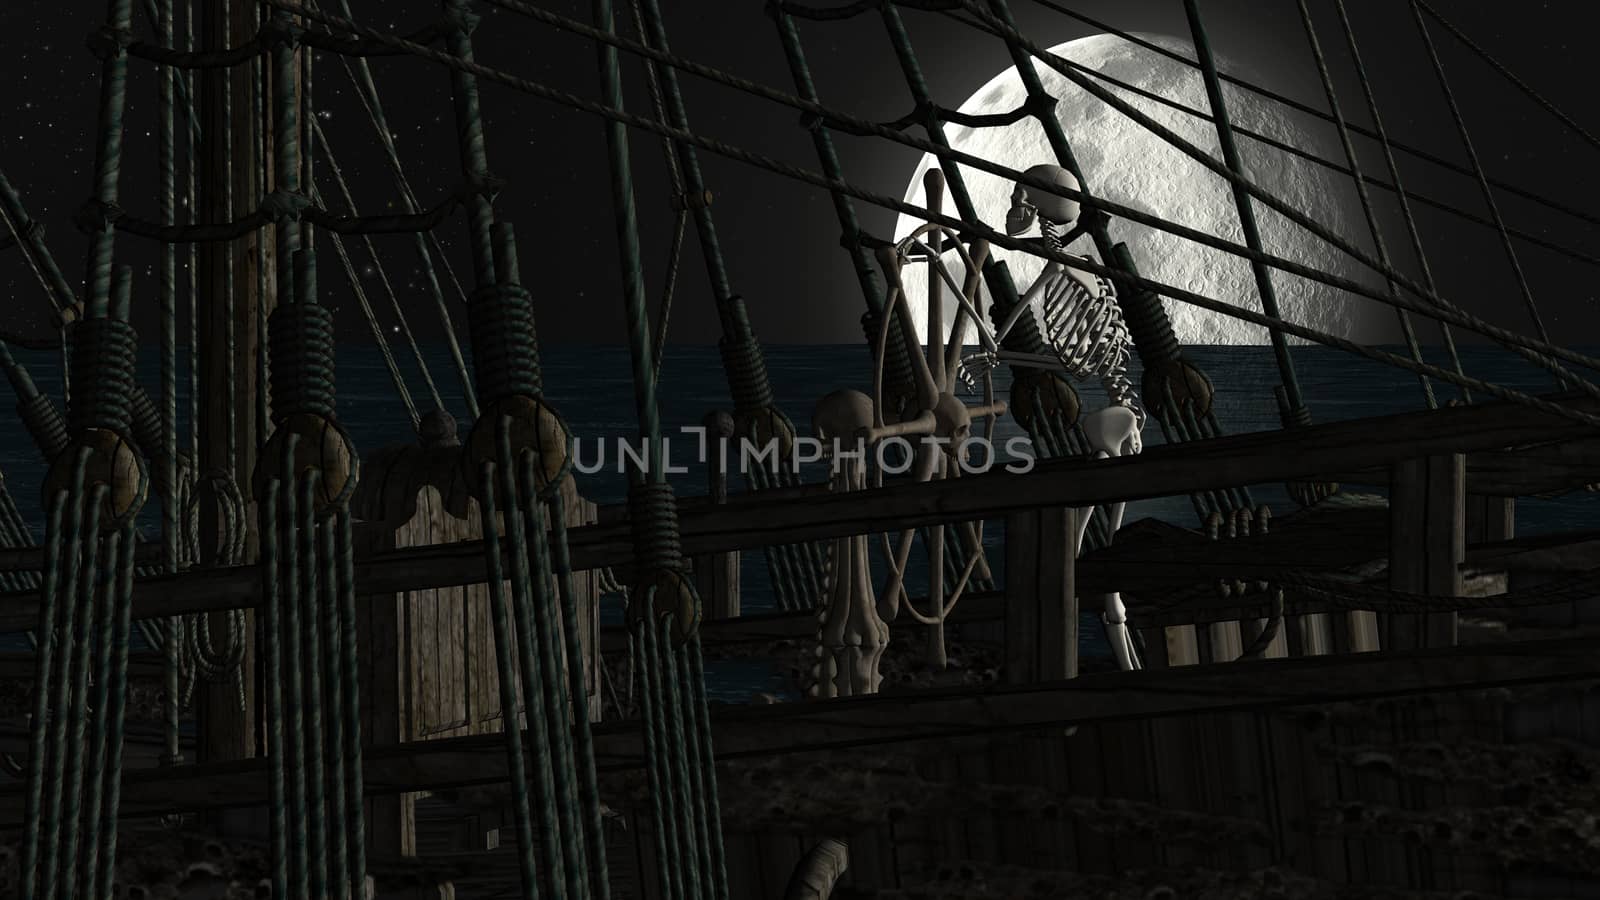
[1,344,1596,699]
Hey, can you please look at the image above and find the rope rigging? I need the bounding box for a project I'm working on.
[312,0,481,420]
[1295,0,1436,411]
[594,0,729,892]
[267,0,1600,422]
[1021,0,1600,232]
[1413,0,1600,156]
[1409,0,1551,349]
[19,8,150,878]
[438,3,616,895]
[1325,0,1469,405]
[0,2,1592,895]
[627,0,831,613]
[921,4,1600,275]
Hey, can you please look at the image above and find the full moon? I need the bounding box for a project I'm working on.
[892,33,1376,346]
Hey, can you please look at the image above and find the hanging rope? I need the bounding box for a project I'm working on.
[439,3,612,896]
[254,247,368,900]
[593,0,727,893]
[22,269,148,900]
[628,0,829,610]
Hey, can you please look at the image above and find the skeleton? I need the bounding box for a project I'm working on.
[811,169,1006,695]
[811,388,888,697]
[962,164,1146,671]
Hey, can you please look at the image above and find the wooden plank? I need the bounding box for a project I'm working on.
[14,635,1599,826]
[1064,724,1113,875]
[1164,624,1200,666]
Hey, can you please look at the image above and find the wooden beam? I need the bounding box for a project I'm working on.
[0,390,1591,629]
[598,592,1005,655]
[1310,435,1600,496]
[1466,527,1600,573]
[3,635,1594,826]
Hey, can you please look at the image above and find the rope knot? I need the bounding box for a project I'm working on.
[443,1,481,36]
[256,17,305,51]
[42,428,148,531]
[717,335,776,413]
[267,301,337,419]
[1024,93,1058,118]
[467,283,542,403]
[796,109,825,132]
[670,189,714,212]
[259,190,312,223]
[85,24,135,60]
[625,482,700,643]
[461,395,573,501]
[68,318,138,435]
[459,173,507,205]
[72,199,123,235]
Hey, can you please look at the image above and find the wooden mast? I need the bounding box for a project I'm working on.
[193,0,277,768]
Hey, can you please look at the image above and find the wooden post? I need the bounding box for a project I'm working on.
[1465,494,1515,545]
[194,0,271,773]
[1003,507,1078,683]
[695,411,740,619]
[1386,455,1465,650]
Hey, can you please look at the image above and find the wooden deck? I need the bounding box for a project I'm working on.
[1,634,1593,827]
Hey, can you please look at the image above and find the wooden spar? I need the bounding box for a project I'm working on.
[193,0,272,767]
[0,390,1592,628]
[3,634,1596,826]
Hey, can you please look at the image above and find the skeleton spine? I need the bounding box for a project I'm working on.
[1038,220,1144,421]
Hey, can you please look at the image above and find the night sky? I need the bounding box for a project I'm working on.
[1,0,1596,350]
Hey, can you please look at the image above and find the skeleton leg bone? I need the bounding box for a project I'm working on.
[1075,406,1142,671]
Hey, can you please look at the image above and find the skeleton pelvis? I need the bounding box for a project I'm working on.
[1079,405,1138,457]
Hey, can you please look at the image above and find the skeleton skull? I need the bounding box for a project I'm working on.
[1006,164,1082,236]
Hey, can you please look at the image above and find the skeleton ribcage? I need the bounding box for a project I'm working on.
[1035,268,1139,412]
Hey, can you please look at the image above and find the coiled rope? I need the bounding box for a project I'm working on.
[440,3,611,895]
[593,0,728,892]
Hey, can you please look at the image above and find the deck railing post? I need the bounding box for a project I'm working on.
[695,411,740,620]
[1003,507,1077,683]
[1387,454,1465,649]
